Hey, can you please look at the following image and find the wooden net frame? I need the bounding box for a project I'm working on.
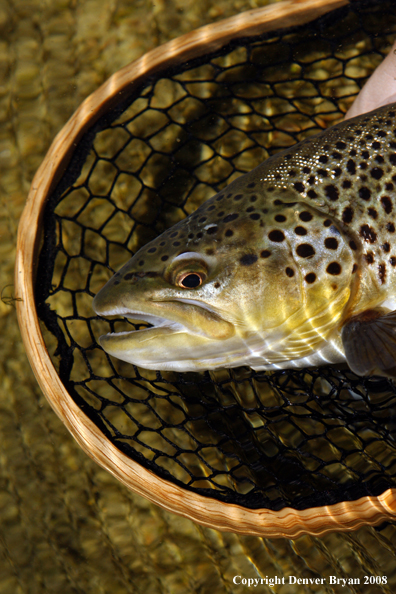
[15,0,396,537]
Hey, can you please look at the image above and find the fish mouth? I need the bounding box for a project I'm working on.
[98,309,188,342]
[93,298,237,370]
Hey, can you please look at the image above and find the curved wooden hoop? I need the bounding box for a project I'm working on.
[15,0,396,537]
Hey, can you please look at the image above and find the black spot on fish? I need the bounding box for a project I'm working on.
[296,244,315,258]
[319,155,328,164]
[240,254,258,266]
[342,180,352,189]
[370,167,384,180]
[386,182,394,191]
[325,238,338,249]
[359,187,371,201]
[294,182,305,192]
[349,240,357,251]
[365,252,374,264]
[214,282,220,288]
[217,211,225,217]
[295,226,307,236]
[352,264,358,273]
[250,213,260,220]
[148,247,156,253]
[359,162,368,170]
[336,141,346,150]
[387,222,395,233]
[390,257,396,266]
[250,195,258,202]
[233,194,243,201]
[342,207,353,224]
[173,241,180,246]
[317,169,328,178]
[360,224,377,243]
[302,166,311,174]
[260,250,271,258]
[161,255,169,261]
[124,272,134,280]
[332,151,342,159]
[375,154,384,163]
[275,214,286,222]
[307,189,317,199]
[207,205,216,211]
[368,207,378,219]
[361,150,370,159]
[188,233,194,239]
[383,243,390,253]
[323,219,332,227]
[268,230,285,242]
[347,159,356,175]
[247,182,256,188]
[389,154,396,165]
[381,196,393,213]
[285,267,294,277]
[138,260,144,266]
[196,232,203,239]
[199,217,207,223]
[246,206,255,213]
[223,213,239,223]
[378,263,386,284]
[326,262,341,275]
[305,272,316,283]
[299,211,313,222]
[333,167,342,177]
[225,229,234,237]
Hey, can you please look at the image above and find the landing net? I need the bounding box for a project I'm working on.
[36,0,396,514]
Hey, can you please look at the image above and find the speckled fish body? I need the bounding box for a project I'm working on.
[93,103,396,376]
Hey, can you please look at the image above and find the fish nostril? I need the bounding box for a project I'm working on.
[123,271,146,282]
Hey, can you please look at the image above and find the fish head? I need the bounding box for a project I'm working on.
[93,181,359,371]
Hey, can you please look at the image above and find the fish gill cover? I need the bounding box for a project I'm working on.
[36,0,396,512]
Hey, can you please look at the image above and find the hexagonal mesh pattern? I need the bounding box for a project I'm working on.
[36,0,396,512]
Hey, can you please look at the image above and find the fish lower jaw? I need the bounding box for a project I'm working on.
[96,325,347,372]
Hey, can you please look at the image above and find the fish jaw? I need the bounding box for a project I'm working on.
[92,269,240,370]
[98,327,251,371]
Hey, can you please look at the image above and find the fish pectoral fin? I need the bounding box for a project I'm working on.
[341,308,396,377]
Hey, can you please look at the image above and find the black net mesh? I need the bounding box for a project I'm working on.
[36,0,396,514]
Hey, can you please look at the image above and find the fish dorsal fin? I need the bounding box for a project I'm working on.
[341,309,396,377]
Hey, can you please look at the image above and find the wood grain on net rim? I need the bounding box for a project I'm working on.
[15,0,396,537]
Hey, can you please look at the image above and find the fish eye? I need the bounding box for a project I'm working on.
[176,272,204,289]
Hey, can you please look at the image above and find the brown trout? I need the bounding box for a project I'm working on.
[93,102,396,377]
